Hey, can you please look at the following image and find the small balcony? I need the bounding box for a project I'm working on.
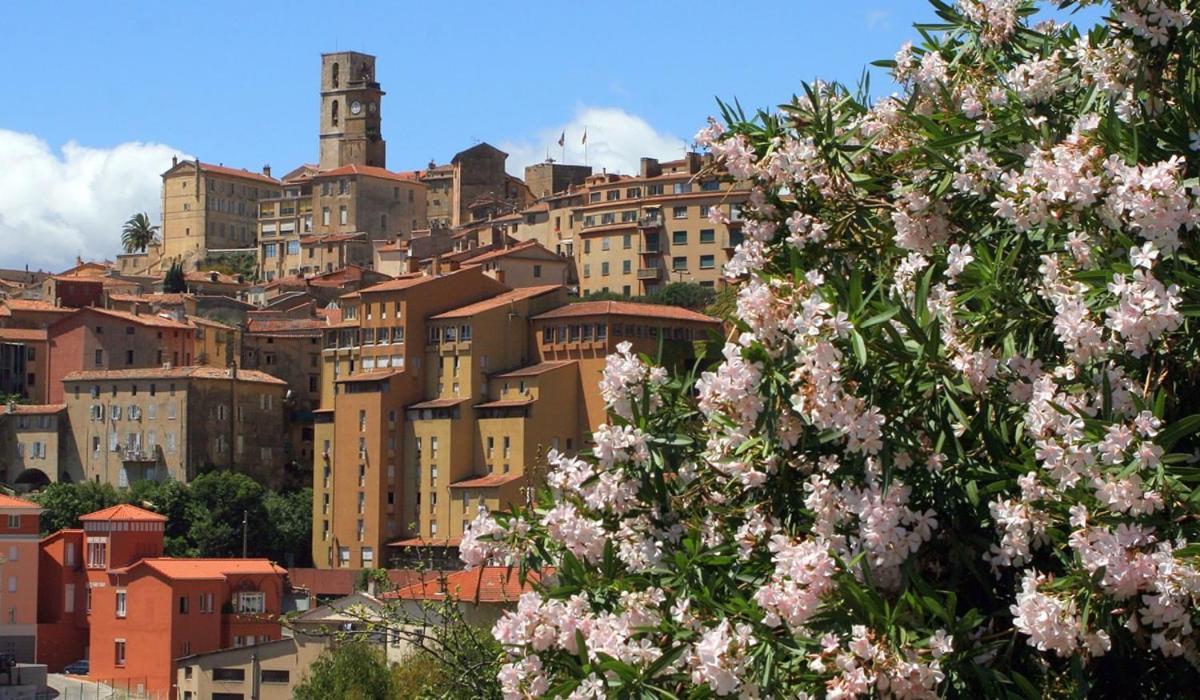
[121,448,156,464]
[637,267,662,281]
[637,215,661,229]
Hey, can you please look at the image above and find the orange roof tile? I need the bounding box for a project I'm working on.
[186,315,236,331]
[127,558,286,580]
[533,301,720,324]
[430,285,562,320]
[79,504,168,522]
[0,493,40,510]
[387,537,462,548]
[408,397,469,410]
[0,328,48,341]
[315,164,423,182]
[386,567,542,604]
[457,240,558,266]
[63,366,287,385]
[338,369,402,384]
[355,269,467,295]
[107,293,193,305]
[4,404,65,415]
[185,271,245,286]
[195,162,281,185]
[81,307,193,329]
[493,361,575,378]
[0,299,74,314]
[448,474,524,488]
[245,318,327,334]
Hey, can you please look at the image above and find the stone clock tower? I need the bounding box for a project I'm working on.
[319,52,386,170]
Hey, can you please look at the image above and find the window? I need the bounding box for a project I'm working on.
[699,229,716,244]
[623,233,632,249]
[700,255,716,269]
[673,206,688,219]
[322,207,330,225]
[65,541,76,567]
[673,231,688,246]
[114,640,126,667]
[65,584,76,613]
[200,592,214,613]
[533,264,542,278]
[179,595,189,614]
[94,349,103,367]
[601,262,610,276]
[673,182,692,194]
[87,537,107,568]
[261,670,290,684]
[339,546,350,565]
[236,592,266,614]
[673,257,687,271]
[601,237,611,251]
[339,206,348,225]
[361,547,374,566]
[622,260,632,274]
[115,589,127,617]
[213,668,245,682]
[583,264,591,278]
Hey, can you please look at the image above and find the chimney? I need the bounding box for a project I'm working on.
[431,255,441,277]
[262,165,272,178]
[494,269,506,285]
[405,256,421,274]
[172,155,178,168]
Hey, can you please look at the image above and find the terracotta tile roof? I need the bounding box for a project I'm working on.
[195,162,281,185]
[0,299,74,314]
[386,567,542,604]
[127,557,286,580]
[458,240,558,266]
[4,403,65,415]
[0,493,40,510]
[474,398,534,409]
[448,474,524,488]
[522,202,550,214]
[186,315,236,331]
[51,274,104,284]
[287,567,429,597]
[83,307,193,329]
[63,366,288,385]
[430,285,562,320]
[387,537,462,548]
[533,301,721,324]
[246,318,327,334]
[107,293,193,305]
[407,397,470,410]
[0,328,48,341]
[80,504,168,522]
[374,239,406,253]
[315,164,423,182]
[490,361,574,378]
[355,269,465,295]
[338,370,401,384]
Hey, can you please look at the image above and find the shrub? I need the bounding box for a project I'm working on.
[465,1,1200,696]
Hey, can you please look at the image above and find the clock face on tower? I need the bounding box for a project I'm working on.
[350,100,363,115]
[368,102,377,114]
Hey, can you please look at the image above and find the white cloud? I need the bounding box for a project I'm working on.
[866,9,892,31]
[500,106,689,179]
[0,130,187,272]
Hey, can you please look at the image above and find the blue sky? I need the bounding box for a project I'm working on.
[0,1,1104,270]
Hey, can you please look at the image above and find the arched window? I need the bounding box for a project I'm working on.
[331,100,339,126]
[331,62,340,88]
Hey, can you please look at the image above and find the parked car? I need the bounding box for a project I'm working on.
[63,659,89,675]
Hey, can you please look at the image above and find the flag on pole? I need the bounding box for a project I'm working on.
[581,128,588,145]
[557,131,565,148]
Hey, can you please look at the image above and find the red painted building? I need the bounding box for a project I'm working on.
[37,504,286,699]
[44,307,195,404]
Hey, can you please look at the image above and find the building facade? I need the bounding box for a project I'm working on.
[0,494,41,662]
[37,504,286,699]
[60,367,288,487]
[0,404,67,489]
[161,159,282,269]
[318,52,386,171]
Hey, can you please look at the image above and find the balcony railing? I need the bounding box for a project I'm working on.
[637,267,662,280]
[638,215,661,228]
[121,448,155,463]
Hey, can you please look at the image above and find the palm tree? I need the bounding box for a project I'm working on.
[121,213,159,253]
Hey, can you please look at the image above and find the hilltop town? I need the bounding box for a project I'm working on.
[0,51,744,699]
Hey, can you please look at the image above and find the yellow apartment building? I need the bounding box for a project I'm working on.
[572,155,748,296]
[61,367,288,487]
[0,403,67,488]
[311,267,724,568]
[161,159,282,269]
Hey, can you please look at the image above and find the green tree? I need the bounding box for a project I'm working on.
[31,481,121,533]
[294,640,397,700]
[186,470,268,557]
[163,260,186,293]
[127,479,195,556]
[264,487,313,567]
[121,212,159,253]
[644,281,716,310]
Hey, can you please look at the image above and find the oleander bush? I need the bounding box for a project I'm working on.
[464,1,1200,697]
